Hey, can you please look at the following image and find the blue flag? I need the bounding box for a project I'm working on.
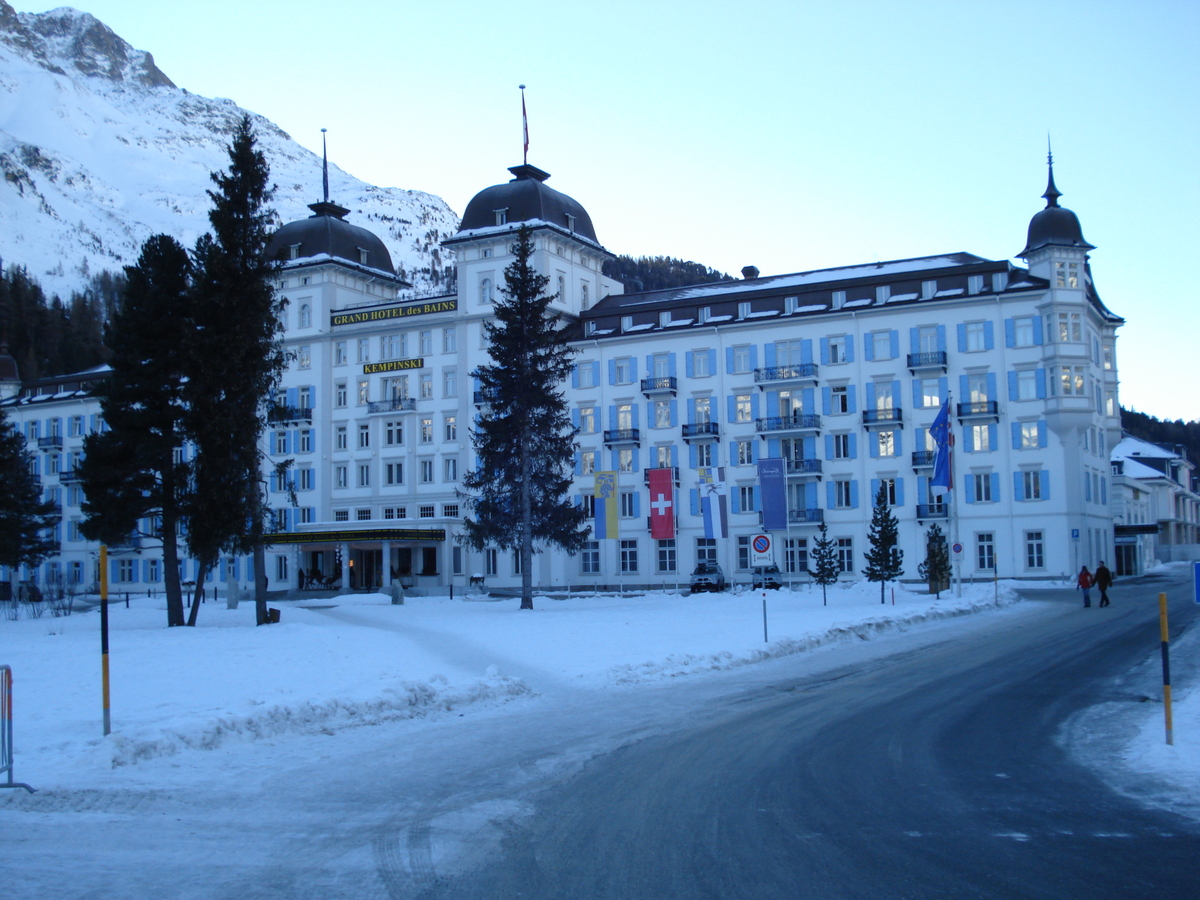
[757,458,788,530]
[930,400,953,497]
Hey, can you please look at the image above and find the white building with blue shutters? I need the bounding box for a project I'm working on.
[0,155,1124,594]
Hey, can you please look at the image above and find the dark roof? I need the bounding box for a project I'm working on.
[1019,162,1094,257]
[457,164,600,244]
[268,201,399,277]
[0,344,18,382]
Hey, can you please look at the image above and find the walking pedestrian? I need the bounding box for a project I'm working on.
[1094,561,1113,607]
[1077,566,1093,607]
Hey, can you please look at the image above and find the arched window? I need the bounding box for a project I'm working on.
[557,275,566,302]
[299,303,312,328]
[581,284,589,309]
[480,278,493,305]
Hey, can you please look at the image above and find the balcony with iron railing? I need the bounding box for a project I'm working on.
[753,363,818,386]
[785,458,823,477]
[907,351,948,372]
[268,405,313,424]
[603,428,641,447]
[755,414,821,435]
[640,376,677,396]
[643,466,680,487]
[59,469,81,484]
[473,388,500,406]
[956,400,999,420]
[788,508,824,525]
[911,450,935,469]
[38,435,63,449]
[367,398,416,415]
[916,503,948,520]
[682,422,720,441]
[863,408,903,427]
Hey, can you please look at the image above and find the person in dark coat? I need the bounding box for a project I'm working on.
[1076,566,1093,607]
[1094,561,1113,607]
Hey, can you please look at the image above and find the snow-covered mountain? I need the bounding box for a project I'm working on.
[0,2,460,299]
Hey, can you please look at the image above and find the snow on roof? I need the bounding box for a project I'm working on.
[1112,435,1177,459]
[745,310,780,319]
[843,298,873,308]
[665,318,695,327]
[1119,457,1169,480]
[795,304,828,313]
[624,323,655,333]
[888,292,919,303]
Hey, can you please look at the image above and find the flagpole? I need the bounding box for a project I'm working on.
[948,391,962,597]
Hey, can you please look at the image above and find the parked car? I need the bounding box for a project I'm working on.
[690,561,727,593]
[752,564,783,590]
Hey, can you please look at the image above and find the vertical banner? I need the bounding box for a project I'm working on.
[648,468,675,539]
[757,458,788,530]
[594,472,618,539]
[697,467,728,540]
[930,399,954,497]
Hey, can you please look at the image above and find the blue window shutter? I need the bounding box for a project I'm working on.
[633,492,641,517]
[752,486,760,512]
[912,379,923,408]
[957,324,967,352]
[822,387,831,415]
[574,452,582,475]
[805,482,818,508]
[631,403,639,428]
[865,382,876,409]
[726,396,736,422]
[963,426,974,453]
[984,321,995,350]
[632,451,640,473]
[645,354,653,377]
[871,477,879,499]
[670,400,678,426]
[826,480,837,508]
[287,387,298,407]
[890,331,899,359]
[895,430,903,455]
[820,338,830,365]
[869,433,879,458]
[1035,369,1047,399]
[593,362,601,385]
[1042,471,1051,499]
[750,346,759,369]
[609,405,617,428]
[1033,316,1044,345]
[751,393,760,418]
[690,489,700,515]
[959,374,969,401]
[939,376,949,401]
[803,388,815,410]
[728,441,738,463]
[909,326,920,353]
[688,444,698,468]
[987,373,998,401]
[825,434,834,459]
[1011,422,1021,449]
[686,352,695,378]
[850,481,860,508]
[988,424,998,450]
[801,340,813,365]
[918,475,928,498]
[767,438,780,457]
[571,408,580,428]
[764,342,777,367]
[752,441,760,463]
[990,472,1000,501]
[915,427,927,450]
[571,366,580,389]
[669,353,678,377]
[844,338,854,363]
[895,478,905,506]
[847,385,857,414]
[1038,421,1047,448]
[1005,318,1016,348]
[671,445,679,467]
[608,359,617,385]
[848,433,858,459]
[687,398,696,422]
[726,347,735,374]
[964,475,975,503]
[731,488,740,514]
[708,350,717,375]
[937,326,947,352]
[1013,471,1024,499]
[1008,371,1018,400]
[864,334,875,361]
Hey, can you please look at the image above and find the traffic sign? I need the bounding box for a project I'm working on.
[951,542,963,558]
[751,533,772,566]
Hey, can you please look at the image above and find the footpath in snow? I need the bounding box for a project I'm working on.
[0,570,1195,807]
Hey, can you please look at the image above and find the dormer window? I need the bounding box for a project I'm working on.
[495,209,508,226]
[565,213,576,233]
[698,307,711,324]
[621,316,633,333]
[737,301,751,319]
[358,248,369,265]
[289,243,301,260]
[784,296,798,314]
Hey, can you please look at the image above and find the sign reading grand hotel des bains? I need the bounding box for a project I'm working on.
[330,298,457,328]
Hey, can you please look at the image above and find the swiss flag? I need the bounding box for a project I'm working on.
[648,468,675,539]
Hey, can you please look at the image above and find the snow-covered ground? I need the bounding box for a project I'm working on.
[1,572,1195,815]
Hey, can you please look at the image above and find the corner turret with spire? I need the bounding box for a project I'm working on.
[1019,144,1094,288]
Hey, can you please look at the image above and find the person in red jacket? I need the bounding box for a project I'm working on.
[1077,566,1094,607]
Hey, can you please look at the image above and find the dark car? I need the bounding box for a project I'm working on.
[690,561,727,593]
[752,564,783,590]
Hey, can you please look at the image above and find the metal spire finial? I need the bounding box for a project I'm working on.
[520,85,528,166]
[321,128,330,204]
[1043,134,1062,208]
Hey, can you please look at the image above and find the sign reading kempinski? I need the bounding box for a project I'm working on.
[331,298,457,327]
[363,358,423,374]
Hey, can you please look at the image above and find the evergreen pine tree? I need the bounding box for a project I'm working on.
[78,235,193,627]
[184,115,284,625]
[460,225,590,610]
[808,521,840,606]
[0,406,58,597]
[863,482,904,603]
[917,523,951,598]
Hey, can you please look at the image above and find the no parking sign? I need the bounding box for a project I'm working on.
[751,533,773,566]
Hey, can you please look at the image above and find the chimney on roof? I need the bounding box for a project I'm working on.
[741,266,759,280]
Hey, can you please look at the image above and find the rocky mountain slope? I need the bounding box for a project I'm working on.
[0,2,460,299]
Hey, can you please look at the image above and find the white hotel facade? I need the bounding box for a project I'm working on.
[0,158,1124,593]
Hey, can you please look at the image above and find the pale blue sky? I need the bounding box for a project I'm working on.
[28,0,1200,420]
